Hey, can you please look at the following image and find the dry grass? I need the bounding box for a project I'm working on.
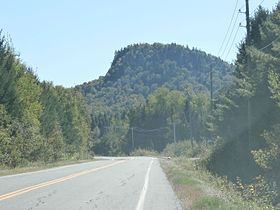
[160,158,254,210]
[0,159,94,177]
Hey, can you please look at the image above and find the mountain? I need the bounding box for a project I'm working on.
[76,43,233,112]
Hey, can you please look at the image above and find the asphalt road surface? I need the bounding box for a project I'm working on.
[0,157,182,210]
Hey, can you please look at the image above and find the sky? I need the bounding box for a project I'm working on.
[0,0,278,87]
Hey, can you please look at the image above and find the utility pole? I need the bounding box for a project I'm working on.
[131,127,134,150]
[243,0,252,148]
[209,65,214,144]
[173,123,176,143]
[189,105,193,147]
[245,0,250,42]
[210,65,213,113]
[246,0,252,148]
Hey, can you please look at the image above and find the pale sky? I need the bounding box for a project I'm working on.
[0,0,277,87]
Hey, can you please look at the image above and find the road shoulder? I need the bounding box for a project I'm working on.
[160,158,247,210]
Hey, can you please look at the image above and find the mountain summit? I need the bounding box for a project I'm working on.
[76,43,233,112]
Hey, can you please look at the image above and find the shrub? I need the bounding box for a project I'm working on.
[162,140,211,158]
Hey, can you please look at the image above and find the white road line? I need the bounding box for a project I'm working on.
[136,158,154,210]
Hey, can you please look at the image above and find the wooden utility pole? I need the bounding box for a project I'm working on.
[210,65,213,113]
[245,0,250,42]
[173,123,176,143]
[244,0,252,147]
[131,127,134,149]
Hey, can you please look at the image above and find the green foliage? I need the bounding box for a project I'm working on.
[0,32,92,167]
[0,32,20,117]
[268,71,280,107]
[89,112,129,156]
[147,87,185,124]
[128,86,211,152]
[192,196,228,210]
[251,125,280,170]
[42,120,65,162]
[235,176,277,207]
[101,128,127,156]
[163,140,210,158]
[174,176,198,186]
[0,104,41,167]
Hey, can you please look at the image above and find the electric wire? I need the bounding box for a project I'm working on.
[217,0,240,56]
[104,125,169,133]
[240,4,246,10]
[259,36,280,51]
[133,126,169,133]
[223,0,266,60]
[224,26,241,60]
[220,11,241,58]
[133,130,164,137]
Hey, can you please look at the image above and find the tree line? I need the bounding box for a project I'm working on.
[0,32,91,167]
[88,85,211,155]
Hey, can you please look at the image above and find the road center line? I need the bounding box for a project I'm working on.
[136,158,154,210]
[0,160,126,201]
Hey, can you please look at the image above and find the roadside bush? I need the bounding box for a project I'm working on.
[162,140,211,158]
[235,176,277,208]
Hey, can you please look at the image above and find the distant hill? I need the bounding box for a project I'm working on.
[76,43,233,112]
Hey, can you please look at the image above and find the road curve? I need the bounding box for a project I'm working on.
[0,157,182,210]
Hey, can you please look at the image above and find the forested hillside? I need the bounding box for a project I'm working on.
[0,32,91,167]
[76,43,233,112]
[75,43,233,155]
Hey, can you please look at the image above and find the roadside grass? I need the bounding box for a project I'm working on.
[160,157,262,210]
[192,196,229,210]
[0,158,95,177]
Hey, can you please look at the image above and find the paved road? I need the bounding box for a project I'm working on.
[0,157,182,210]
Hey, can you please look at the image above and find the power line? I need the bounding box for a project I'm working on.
[259,36,280,51]
[133,130,164,136]
[240,4,246,10]
[218,0,240,56]
[253,0,265,14]
[104,125,169,133]
[133,126,169,133]
[224,0,264,60]
[224,26,241,60]
[258,0,265,6]
[220,11,241,58]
